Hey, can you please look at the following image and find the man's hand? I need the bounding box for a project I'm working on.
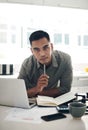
[27,74,49,97]
[36,74,49,92]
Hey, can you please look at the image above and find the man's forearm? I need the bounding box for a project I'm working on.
[27,87,39,97]
[38,88,62,98]
[27,87,66,98]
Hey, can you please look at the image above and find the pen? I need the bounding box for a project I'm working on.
[44,64,46,75]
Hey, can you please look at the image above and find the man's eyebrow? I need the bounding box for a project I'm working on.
[32,47,39,50]
[32,44,49,49]
[43,44,49,48]
[32,43,50,51]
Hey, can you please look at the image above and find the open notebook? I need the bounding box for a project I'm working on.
[37,92,76,107]
[0,78,36,109]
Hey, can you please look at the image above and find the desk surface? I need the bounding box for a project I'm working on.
[0,105,88,130]
[0,87,88,130]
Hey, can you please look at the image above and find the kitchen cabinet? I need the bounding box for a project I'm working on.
[72,72,88,87]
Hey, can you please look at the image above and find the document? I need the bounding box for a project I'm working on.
[37,92,76,106]
[5,106,57,124]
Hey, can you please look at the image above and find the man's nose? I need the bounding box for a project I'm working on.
[39,49,45,56]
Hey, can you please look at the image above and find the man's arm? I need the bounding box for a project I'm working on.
[38,88,62,98]
[27,87,62,98]
[58,55,73,95]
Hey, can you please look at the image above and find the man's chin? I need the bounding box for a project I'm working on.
[39,61,47,65]
[40,62,45,65]
[39,59,50,65]
[41,62,50,66]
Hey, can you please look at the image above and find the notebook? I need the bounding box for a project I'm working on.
[0,78,36,109]
[37,91,76,107]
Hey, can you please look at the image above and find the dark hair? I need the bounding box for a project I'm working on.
[29,30,50,46]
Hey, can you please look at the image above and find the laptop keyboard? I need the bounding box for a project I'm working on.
[28,97,37,104]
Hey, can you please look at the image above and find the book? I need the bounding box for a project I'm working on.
[36,92,76,106]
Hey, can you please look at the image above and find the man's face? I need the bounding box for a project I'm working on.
[31,37,53,65]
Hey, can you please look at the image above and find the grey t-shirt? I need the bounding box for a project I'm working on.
[18,50,73,94]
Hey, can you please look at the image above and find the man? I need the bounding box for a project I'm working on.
[18,30,73,98]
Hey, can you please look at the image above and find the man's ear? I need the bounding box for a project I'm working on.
[30,48,33,53]
[51,43,53,51]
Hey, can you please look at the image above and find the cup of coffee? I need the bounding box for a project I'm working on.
[69,102,86,119]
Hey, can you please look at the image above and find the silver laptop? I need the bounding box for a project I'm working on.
[0,78,36,109]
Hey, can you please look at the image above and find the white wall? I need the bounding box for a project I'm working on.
[0,0,88,9]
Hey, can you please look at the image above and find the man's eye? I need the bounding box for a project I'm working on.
[43,45,49,50]
[33,48,40,52]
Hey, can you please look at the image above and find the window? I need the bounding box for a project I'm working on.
[27,32,31,45]
[78,35,81,46]
[64,34,69,45]
[0,24,7,43]
[0,32,7,43]
[11,34,16,44]
[54,33,62,44]
[83,35,88,46]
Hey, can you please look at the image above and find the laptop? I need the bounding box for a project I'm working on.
[0,78,36,109]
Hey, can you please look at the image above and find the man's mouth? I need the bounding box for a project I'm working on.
[40,57,47,61]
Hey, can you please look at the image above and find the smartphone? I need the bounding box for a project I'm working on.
[41,112,66,121]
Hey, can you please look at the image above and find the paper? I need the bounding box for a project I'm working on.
[5,106,57,124]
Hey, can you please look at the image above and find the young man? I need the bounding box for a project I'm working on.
[18,30,73,98]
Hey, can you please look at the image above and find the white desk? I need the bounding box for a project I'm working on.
[0,105,88,130]
[0,87,88,130]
